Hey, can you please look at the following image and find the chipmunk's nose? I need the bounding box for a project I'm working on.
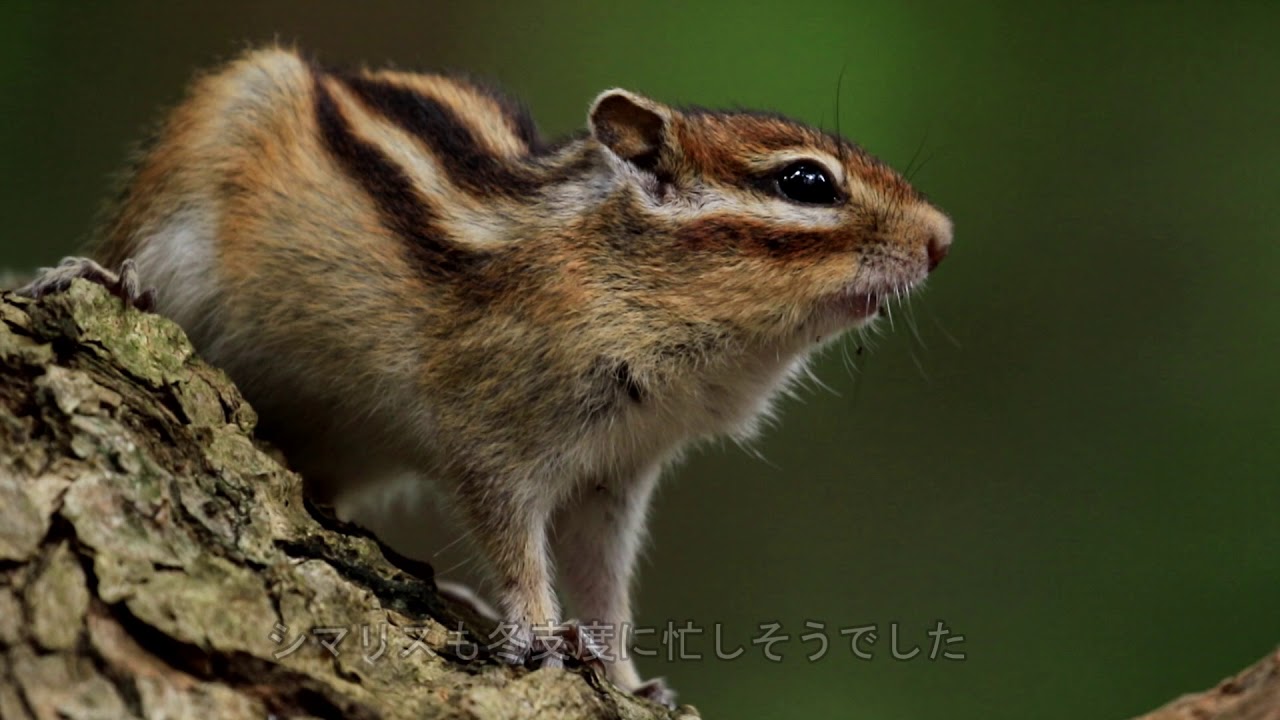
[926,223,953,273]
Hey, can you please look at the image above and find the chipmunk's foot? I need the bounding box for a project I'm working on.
[18,256,156,312]
[631,676,678,709]
[434,585,671,705]
[486,619,607,672]
[437,581,608,673]
[539,619,606,672]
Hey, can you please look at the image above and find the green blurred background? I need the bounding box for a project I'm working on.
[3,2,1277,717]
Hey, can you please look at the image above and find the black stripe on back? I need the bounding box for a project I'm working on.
[454,74,543,152]
[312,75,476,280]
[338,73,542,198]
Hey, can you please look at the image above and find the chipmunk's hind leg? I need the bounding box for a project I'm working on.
[17,256,157,312]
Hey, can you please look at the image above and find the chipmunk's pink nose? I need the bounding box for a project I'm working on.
[926,226,952,272]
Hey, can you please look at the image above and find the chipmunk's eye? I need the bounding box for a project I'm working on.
[774,161,839,205]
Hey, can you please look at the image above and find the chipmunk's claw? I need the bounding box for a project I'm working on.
[18,256,157,312]
[546,619,607,673]
[484,618,609,673]
[435,581,610,674]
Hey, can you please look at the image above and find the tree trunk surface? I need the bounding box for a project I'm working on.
[0,281,1273,719]
[0,282,691,720]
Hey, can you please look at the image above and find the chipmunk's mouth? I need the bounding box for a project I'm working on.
[835,285,897,323]
[806,273,924,342]
[845,292,881,321]
[826,279,920,327]
[807,290,882,339]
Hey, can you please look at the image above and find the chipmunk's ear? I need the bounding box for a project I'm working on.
[589,89,670,171]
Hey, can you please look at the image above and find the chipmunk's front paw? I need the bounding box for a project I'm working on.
[18,256,157,312]
[490,620,607,672]
[545,619,607,672]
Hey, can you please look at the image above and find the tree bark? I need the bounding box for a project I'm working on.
[0,281,693,720]
[1134,650,1280,720]
[0,281,1274,719]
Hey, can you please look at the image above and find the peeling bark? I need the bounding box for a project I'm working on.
[0,281,695,720]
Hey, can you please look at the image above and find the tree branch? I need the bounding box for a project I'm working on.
[1134,649,1280,720]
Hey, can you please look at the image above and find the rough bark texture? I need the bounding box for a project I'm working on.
[1135,650,1280,720]
[0,280,1274,719]
[0,281,695,720]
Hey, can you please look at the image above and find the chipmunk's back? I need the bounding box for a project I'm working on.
[96,49,569,473]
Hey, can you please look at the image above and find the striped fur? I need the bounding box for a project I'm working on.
[79,45,952,702]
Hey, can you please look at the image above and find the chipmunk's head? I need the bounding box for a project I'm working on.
[585,89,952,352]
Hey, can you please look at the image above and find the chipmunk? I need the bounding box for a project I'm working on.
[20,45,952,706]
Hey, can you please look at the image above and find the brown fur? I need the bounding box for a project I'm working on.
[39,45,953,704]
